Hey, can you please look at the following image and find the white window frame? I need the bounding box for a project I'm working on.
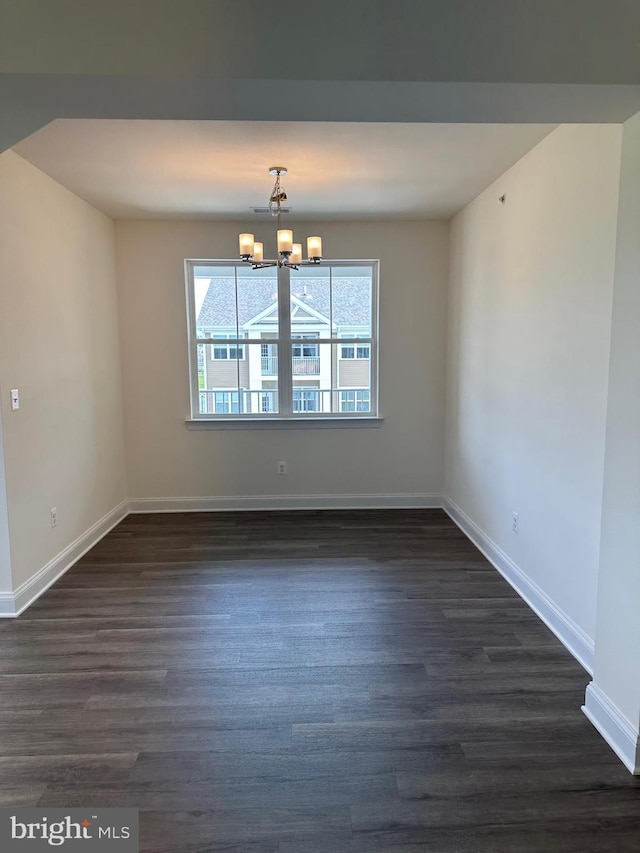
[185,259,379,423]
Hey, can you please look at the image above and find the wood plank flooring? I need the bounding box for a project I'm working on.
[1,509,638,852]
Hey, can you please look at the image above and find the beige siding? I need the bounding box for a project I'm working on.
[205,354,249,389]
[338,359,370,388]
[205,360,237,389]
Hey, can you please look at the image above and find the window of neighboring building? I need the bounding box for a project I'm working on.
[214,390,240,414]
[292,333,320,358]
[293,388,320,413]
[211,333,245,360]
[340,337,371,359]
[186,261,378,421]
[339,390,370,412]
[260,391,276,413]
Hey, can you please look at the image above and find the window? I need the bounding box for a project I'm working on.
[214,391,239,414]
[340,390,370,413]
[260,342,278,376]
[293,388,320,412]
[340,334,370,360]
[260,392,275,413]
[212,333,245,360]
[186,261,378,420]
[292,334,319,358]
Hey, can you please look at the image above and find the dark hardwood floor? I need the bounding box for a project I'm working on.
[1,509,638,852]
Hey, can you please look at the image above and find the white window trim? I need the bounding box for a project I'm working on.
[185,417,383,430]
[185,259,380,425]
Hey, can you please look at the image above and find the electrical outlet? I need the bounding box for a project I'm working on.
[512,511,519,534]
[277,461,287,475]
[51,507,57,529]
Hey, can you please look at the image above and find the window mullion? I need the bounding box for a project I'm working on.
[277,265,293,417]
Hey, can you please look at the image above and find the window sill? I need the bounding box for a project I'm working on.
[185,417,384,431]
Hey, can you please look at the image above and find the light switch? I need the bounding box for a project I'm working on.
[10,389,19,411]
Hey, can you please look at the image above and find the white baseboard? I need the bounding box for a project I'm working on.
[442,496,594,674]
[128,493,442,513]
[0,500,128,618]
[0,591,15,618]
[583,682,640,774]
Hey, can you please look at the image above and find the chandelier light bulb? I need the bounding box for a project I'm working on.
[252,242,264,263]
[290,243,302,265]
[277,229,293,255]
[307,236,322,261]
[239,233,254,258]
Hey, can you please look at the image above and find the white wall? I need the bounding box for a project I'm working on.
[0,151,127,592]
[588,111,640,744]
[115,219,448,504]
[444,125,622,650]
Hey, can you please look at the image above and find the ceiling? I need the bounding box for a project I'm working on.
[14,120,556,220]
[3,1,639,84]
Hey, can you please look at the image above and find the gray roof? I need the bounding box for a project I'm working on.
[197,276,371,329]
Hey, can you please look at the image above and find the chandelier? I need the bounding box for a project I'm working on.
[238,167,323,269]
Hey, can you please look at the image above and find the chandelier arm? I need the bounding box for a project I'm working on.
[250,261,278,270]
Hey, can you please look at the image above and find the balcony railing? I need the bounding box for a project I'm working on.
[292,356,320,375]
[291,389,370,414]
[199,389,278,415]
[198,387,371,416]
[261,356,278,375]
[259,355,322,375]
